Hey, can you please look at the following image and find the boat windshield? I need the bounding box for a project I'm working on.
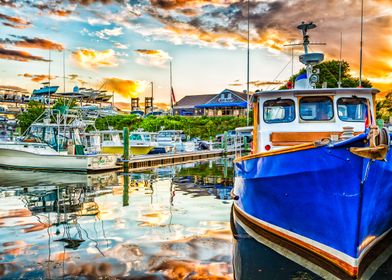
[337,97,367,122]
[264,99,295,123]
[299,96,333,121]
[130,133,143,141]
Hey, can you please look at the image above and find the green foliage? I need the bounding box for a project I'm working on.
[376,91,392,122]
[17,101,45,133]
[96,115,249,139]
[280,60,372,89]
[52,98,77,112]
[95,114,142,131]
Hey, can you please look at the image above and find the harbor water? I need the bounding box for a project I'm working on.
[0,158,391,279]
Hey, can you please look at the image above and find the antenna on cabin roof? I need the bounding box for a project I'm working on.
[284,22,326,86]
[284,22,326,89]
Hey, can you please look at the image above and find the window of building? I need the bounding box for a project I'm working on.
[263,99,295,123]
[337,97,367,122]
[299,96,333,121]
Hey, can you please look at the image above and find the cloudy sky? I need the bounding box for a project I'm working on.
[0,0,391,105]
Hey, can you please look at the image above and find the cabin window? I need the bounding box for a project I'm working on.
[337,97,367,122]
[299,96,333,121]
[263,99,295,123]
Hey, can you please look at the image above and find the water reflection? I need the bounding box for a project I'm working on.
[231,208,392,280]
[0,158,233,279]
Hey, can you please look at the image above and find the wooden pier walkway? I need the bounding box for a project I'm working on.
[121,149,235,170]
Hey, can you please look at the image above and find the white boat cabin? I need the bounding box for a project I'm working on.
[253,88,378,153]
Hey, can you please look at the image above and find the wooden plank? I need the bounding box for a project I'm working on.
[270,132,341,143]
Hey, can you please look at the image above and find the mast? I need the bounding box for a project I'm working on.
[359,0,364,87]
[63,49,66,93]
[170,60,173,116]
[151,81,154,114]
[338,32,343,88]
[48,50,51,109]
[246,0,250,126]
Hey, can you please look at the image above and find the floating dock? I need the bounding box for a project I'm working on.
[121,149,235,171]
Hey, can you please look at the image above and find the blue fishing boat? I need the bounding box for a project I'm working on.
[32,83,59,96]
[232,22,392,278]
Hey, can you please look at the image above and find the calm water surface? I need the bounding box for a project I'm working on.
[1,158,391,279]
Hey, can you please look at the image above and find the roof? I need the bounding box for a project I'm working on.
[174,94,215,108]
[253,87,380,99]
[196,102,247,108]
[224,89,248,101]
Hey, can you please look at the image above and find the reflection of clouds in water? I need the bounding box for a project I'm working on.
[0,160,234,279]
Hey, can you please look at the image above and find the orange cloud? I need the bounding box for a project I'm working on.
[0,12,31,28]
[7,36,64,51]
[18,73,57,83]
[72,48,117,68]
[134,49,171,67]
[0,45,49,62]
[50,9,73,17]
[148,0,392,87]
[103,77,147,98]
[150,0,237,9]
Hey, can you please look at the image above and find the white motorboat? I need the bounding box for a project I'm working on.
[0,109,119,172]
[156,130,195,152]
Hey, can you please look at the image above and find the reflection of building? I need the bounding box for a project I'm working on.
[173,89,249,116]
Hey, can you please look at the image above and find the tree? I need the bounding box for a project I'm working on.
[17,101,45,133]
[376,91,392,123]
[280,60,372,89]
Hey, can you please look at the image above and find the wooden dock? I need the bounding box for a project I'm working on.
[121,149,235,170]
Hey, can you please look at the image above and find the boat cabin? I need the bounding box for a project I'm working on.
[253,88,378,153]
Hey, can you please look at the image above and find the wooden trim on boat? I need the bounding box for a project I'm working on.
[253,100,259,154]
[233,204,358,278]
[234,142,316,163]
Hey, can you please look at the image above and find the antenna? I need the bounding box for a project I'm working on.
[338,32,343,88]
[284,22,325,89]
[359,0,364,86]
[246,0,250,126]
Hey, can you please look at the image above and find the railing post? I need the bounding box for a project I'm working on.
[123,127,129,161]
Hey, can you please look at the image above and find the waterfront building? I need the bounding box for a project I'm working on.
[173,89,250,116]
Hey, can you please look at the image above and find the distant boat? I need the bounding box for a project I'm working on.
[98,129,157,155]
[232,22,392,279]
[0,108,119,172]
[32,85,59,96]
[156,130,195,153]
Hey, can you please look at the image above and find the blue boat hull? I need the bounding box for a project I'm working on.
[233,135,392,276]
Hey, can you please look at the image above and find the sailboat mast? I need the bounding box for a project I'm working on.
[170,60,173,116]
[338,32,343,88]
[63,49,66,94]
[359,0,364,87]
[48,50,51,109]
[246,0,250,126]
